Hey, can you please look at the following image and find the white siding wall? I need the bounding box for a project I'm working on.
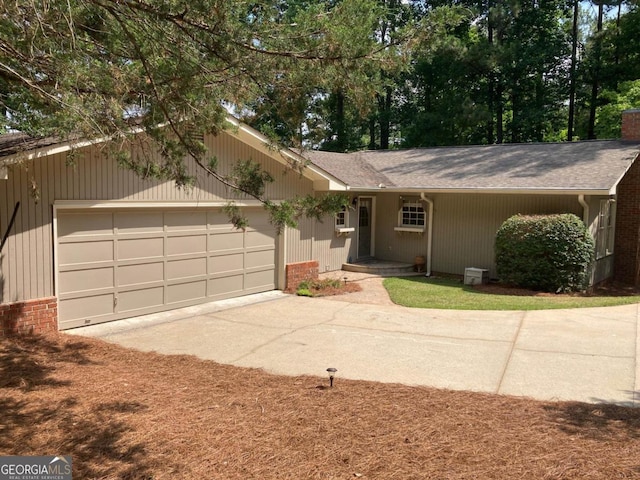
[0,130,316,303]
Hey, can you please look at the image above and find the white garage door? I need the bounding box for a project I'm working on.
[56,208,277,330]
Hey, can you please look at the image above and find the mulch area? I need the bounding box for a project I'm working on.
[2,333,640,479]
[473,281,640,297]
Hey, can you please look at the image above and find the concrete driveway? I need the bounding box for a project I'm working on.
[68,290,640,406]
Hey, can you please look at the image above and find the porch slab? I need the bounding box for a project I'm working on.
[342,259,418,276]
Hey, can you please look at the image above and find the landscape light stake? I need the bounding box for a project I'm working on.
[343,276,348,285]
[326,367,338,387]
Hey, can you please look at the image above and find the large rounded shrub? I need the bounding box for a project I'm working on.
[495,214,595,292]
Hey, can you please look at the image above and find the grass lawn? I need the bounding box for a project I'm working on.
[2,334,640,479]
[383,276,640,310]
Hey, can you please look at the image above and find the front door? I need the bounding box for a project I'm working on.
[357,198,373,259]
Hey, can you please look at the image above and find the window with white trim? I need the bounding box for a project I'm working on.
[399,202,425,228]
[596,199,615,259]
[335,206,348,228]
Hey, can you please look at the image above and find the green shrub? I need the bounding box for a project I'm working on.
[495,214,595,292]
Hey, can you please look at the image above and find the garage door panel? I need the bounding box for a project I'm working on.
[208,210,232,225]
[209,231,244,252]
[167,257,207,280]
[245,269,275,290]
[59,267,114,294]
[115,211,163,232]
[208,275,244,297]
[118,263,164,287]
[244,210,270,225]
[246,229,276,248]
[165,211,207,230]
[167,280,207,304]
[246,250,275,269]
[57,212,113,238]
[117,287,164,312]
[59,293,114,325]
[166,234,206,256]
[210,253,243,274]
[57,207,277,329]
[118,237,164,260]
[59,240,114,266]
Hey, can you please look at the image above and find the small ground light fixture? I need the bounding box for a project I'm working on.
[326,367,338,387]
[343,276,348,285]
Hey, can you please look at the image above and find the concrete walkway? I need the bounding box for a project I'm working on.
[68,290,640,406]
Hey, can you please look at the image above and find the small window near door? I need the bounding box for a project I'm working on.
[596,199,615,259]
[335,206,349,229]
[399,202,425,227]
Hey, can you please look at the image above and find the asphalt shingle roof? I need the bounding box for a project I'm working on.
[305,140,640,192]
[0,132,62,158]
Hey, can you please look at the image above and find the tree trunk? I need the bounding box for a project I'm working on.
[496,81,504,144]
[379,86,391,149]
[567,0,579,141]
[587,1,603,140]
[335,90,346,151]
[368,117,376,150]
[487,0,495,144]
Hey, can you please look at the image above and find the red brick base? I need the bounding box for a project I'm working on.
[0,297,58,338]
[285,261,319,291]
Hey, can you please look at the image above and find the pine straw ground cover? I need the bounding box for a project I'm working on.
[2,334,640,479]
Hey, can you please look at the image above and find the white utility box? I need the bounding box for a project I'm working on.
[464,268,489,285]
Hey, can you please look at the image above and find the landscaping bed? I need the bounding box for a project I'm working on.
[2,333,640,479]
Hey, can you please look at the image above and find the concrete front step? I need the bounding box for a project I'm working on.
[342,261,419,276]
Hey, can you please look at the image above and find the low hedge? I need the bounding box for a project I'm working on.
[495,214,595,292]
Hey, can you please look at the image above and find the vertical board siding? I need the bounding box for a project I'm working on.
[1,129,316,304]
[313,218,352,273]
[375,193,429,263]
[360,192,585,278]
[284,215,353,273]
[430,193,582,277]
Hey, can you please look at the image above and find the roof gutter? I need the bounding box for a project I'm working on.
[345,187,611,196]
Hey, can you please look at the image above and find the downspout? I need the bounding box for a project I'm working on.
[420,193,433,276]
[578,194,589,227]
[578,194,594,286]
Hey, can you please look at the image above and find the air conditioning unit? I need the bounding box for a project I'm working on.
[464,268,489,285]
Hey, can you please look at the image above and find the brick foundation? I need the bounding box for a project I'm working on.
[285,261,319,291]
[0,297,58,338]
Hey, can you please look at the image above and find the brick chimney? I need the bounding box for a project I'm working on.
[621,109,640,141]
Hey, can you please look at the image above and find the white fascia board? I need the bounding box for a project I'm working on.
[0,126,147,166]
[225,116,348,190]
[2,137,106,165]
[0,165,7,180]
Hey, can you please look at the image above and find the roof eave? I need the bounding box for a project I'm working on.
[0,133,119,166]
[345,186,613,195]
[225,117,348,190]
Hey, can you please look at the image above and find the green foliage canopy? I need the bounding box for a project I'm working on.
[0,0,394,229]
